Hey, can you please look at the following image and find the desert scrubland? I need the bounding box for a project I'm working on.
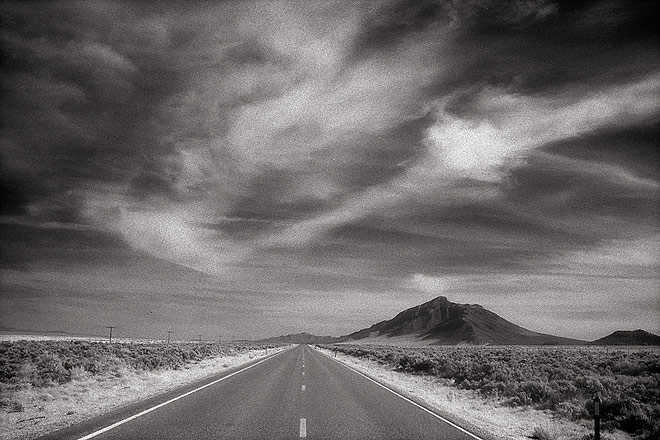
[1,338,657,440]
[0,338,287,440]
[318,344,660,440]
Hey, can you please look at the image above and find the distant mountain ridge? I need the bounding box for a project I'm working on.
[258,296,658,346]
[592,329,660,345]
[257,332,343,345]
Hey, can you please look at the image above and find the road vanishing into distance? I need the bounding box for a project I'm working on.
[40,345,482,440]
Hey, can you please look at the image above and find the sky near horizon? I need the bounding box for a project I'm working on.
[1,0,659,341]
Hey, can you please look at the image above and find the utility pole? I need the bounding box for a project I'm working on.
[198,334,202,344]
[166,331,173,345]
[106,326,115,344]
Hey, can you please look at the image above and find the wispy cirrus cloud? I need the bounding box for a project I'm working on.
[266,72,660,254]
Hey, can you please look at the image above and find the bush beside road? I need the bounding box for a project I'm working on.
[318,344,660,440]
[0,339,287,440]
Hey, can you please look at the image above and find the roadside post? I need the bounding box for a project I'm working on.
[106,326,115,344]
[593,394,600,440]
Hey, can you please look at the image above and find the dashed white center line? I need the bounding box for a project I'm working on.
[299,350,307,438]
[299,418,306,438]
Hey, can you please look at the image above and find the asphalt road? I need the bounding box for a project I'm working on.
[39,345,482,440]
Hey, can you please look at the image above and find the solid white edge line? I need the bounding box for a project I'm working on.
[75,348,291,440]
[299,418,307,438]
[316,349,484,440]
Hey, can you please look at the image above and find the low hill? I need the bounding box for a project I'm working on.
[344,296,586,345]
[256,332,343,345]
[592,329,660,345]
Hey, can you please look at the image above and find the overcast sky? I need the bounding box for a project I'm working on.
[1,0,659,341]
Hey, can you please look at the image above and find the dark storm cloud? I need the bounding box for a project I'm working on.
[0,0,184,218]
[413,0,660,118]
[1,0,659,338]
[507,151,659,226]
[543,123,660,180]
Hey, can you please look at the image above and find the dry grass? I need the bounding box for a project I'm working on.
[531,425,559,440]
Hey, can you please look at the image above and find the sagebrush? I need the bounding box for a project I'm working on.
[320,344,660,440]
[0,340,280,411]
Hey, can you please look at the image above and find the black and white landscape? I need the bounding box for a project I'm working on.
[1,1,659,439]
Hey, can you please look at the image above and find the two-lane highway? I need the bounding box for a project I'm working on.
[40,345,482,440]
